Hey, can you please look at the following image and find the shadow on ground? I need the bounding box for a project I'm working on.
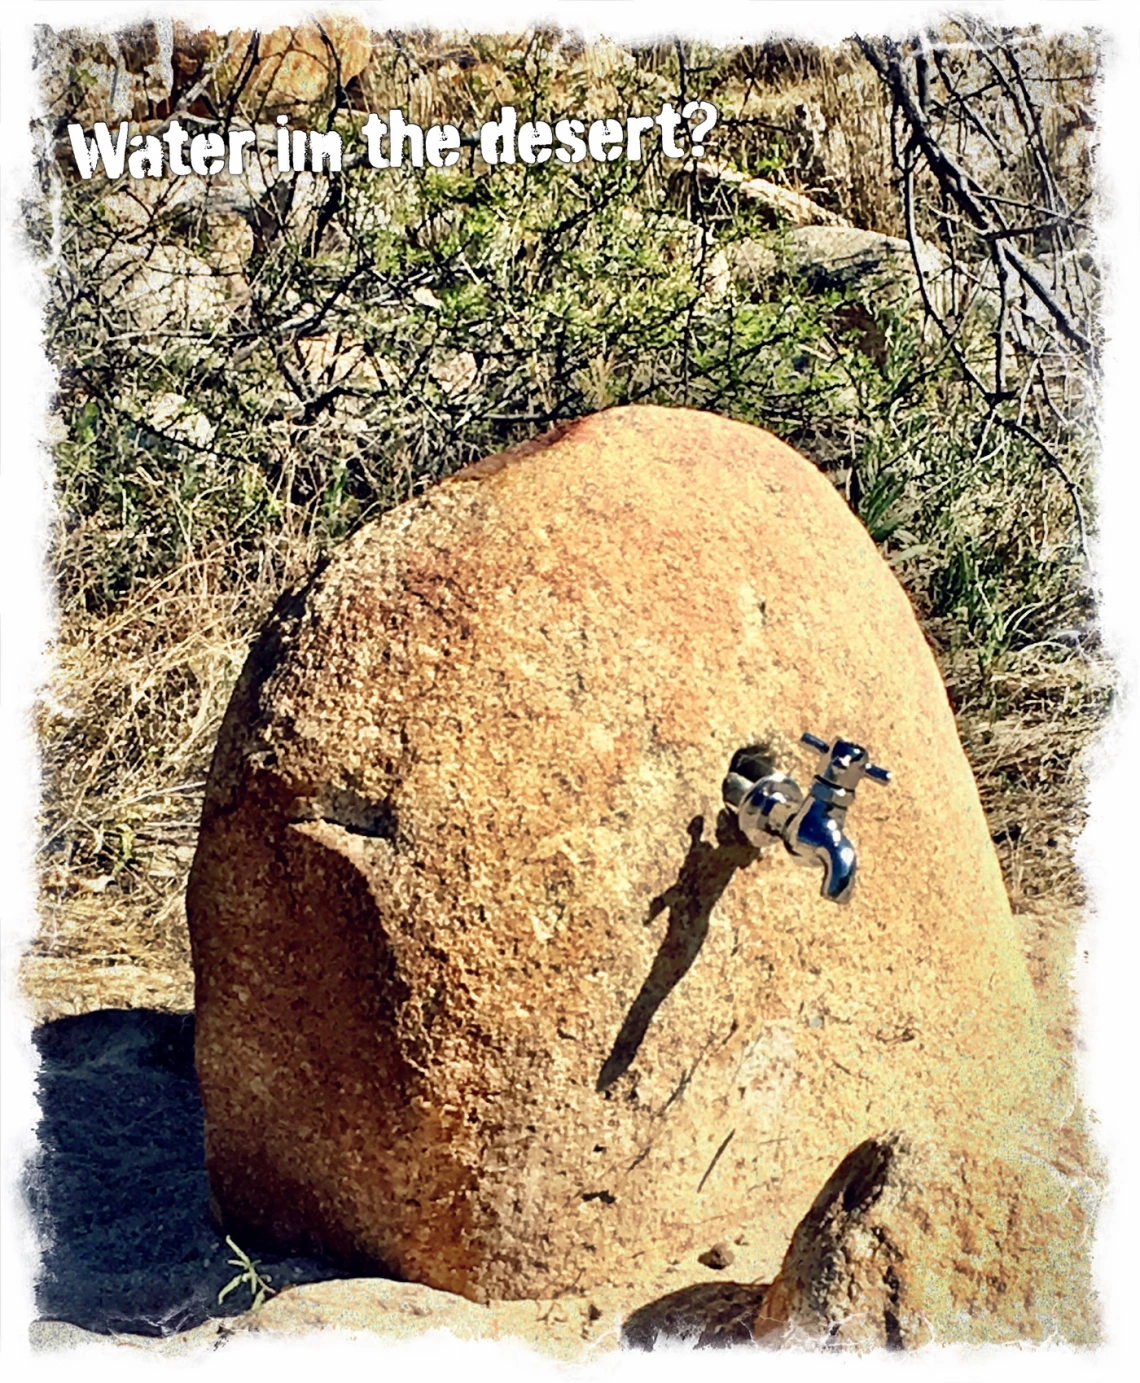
[25,1008,345,1337]
[621,1280,768,1349]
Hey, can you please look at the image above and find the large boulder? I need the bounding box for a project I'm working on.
[187,405,1067,1306]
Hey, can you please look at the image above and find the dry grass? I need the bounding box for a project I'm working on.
[710,39,899,233]
[25,535,318,1018]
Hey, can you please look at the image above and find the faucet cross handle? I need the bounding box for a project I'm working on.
[801,733,891,788]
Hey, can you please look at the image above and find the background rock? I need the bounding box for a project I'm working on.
[38,21,175,128]
[101,243,243,338]
[754,1130,1097,1348]
[783,224,948,294]
[219,21,372,114]
[730,225,950,311]
[187,404,1072,1310]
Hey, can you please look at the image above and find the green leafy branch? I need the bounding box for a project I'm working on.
[217,1235,276,1311]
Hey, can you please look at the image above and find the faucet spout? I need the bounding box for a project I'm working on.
[786,797,858,903]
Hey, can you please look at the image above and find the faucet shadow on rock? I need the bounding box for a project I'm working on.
[597,812,760,1093]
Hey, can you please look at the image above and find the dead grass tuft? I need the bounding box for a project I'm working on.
[26,534,318,1018]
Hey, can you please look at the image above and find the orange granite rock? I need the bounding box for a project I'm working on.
[218,20,371,112]
[753,1131,1096,1347]
[187,405,1069,1304]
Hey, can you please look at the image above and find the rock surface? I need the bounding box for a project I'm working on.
[187,404,1070,1310]
[754,1131,1096,1348]
[622,1280,766,1351]
[30,1278,624,1361]
[729,226,949,310]
[220,20,371,112]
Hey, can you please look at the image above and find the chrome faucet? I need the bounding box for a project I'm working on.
[722,733,891,904]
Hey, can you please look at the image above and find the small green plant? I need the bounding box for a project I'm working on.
[217,1235,276,1311]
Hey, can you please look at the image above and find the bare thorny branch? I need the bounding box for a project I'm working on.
[857,25,1098,566]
